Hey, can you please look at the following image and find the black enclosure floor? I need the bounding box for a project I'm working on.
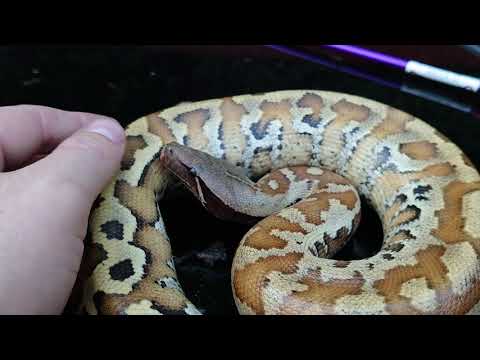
[2,46,479,315]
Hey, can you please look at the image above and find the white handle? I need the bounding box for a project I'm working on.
[405,61,480,93]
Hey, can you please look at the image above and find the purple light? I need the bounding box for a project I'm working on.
[264,45,400,89]
[325,45,408,70]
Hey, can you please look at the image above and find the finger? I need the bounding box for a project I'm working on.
[0,104,116,171]
[27,118,126,205]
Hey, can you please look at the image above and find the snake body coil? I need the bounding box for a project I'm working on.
[78,90,480,315]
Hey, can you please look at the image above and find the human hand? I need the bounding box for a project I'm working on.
[0,105,125,314]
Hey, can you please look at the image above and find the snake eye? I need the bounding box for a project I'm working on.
[190,167,197,176]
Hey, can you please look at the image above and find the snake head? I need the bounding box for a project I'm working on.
[160,142,198,184]
[160,142,260,224]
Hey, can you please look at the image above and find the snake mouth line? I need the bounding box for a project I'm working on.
[160,147,198,192]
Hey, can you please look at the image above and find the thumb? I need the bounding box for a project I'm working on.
[34,118,126,204]
[0,119,125,314]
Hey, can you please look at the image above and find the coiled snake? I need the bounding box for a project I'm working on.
[76,90,480,315]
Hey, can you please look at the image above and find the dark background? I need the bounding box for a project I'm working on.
[2,45,478,315]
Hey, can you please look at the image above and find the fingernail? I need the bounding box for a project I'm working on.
[84,119,125,144]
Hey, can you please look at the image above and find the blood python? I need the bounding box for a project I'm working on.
[76,90,480,315]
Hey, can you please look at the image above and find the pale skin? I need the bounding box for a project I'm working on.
[0,105,125,314]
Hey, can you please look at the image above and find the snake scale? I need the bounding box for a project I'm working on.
[75,90,480,315]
